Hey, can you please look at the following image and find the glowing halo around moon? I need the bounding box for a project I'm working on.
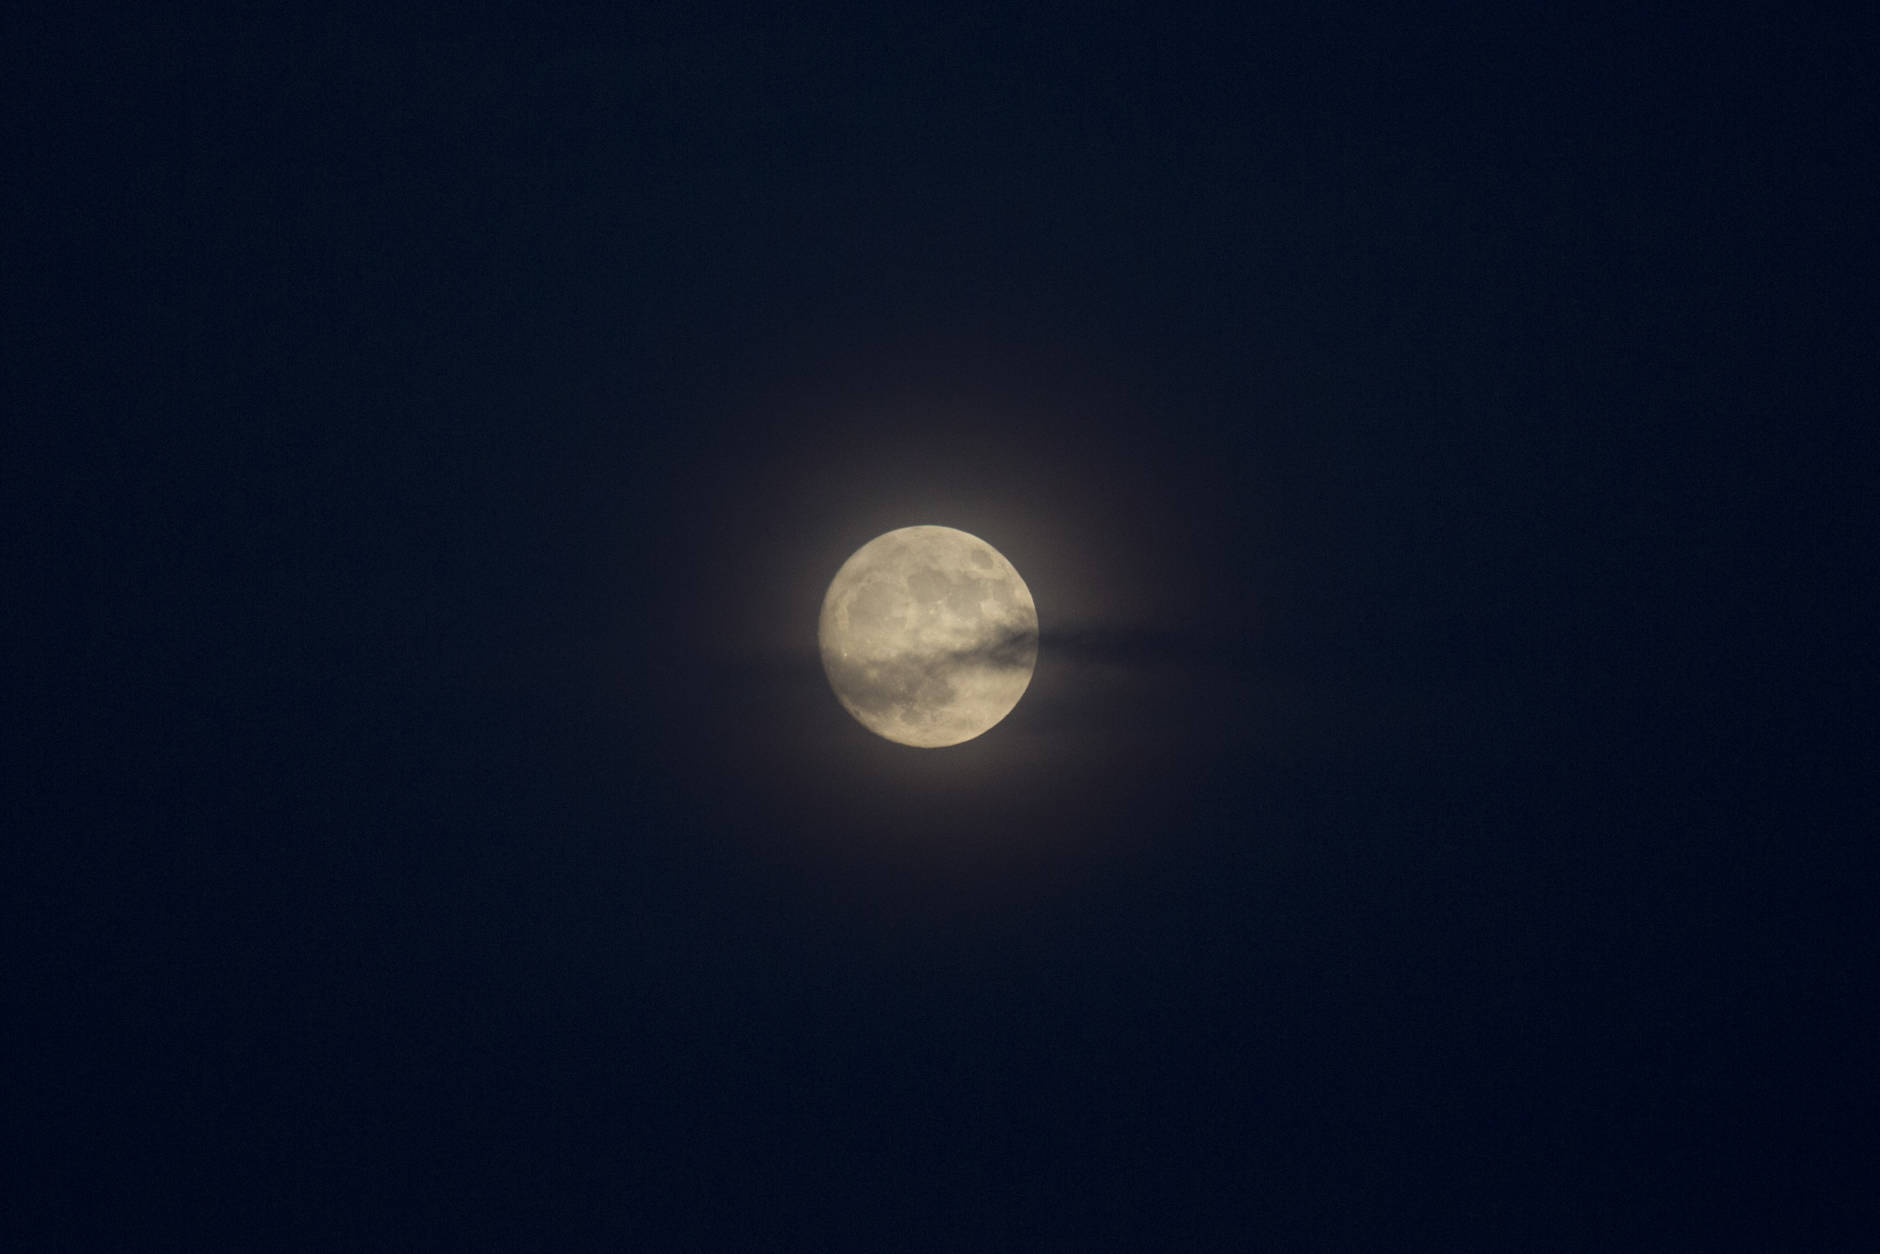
[818,526,1039,747]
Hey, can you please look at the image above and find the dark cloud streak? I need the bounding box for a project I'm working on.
[712,624,1262,690]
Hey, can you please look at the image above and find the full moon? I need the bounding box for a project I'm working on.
[819,526,1039,747]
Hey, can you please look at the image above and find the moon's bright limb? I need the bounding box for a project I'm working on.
[819,526,1038,747]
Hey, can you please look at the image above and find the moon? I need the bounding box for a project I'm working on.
[819,526,1039,747]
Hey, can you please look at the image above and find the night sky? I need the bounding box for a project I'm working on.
[10,4,1868,1249]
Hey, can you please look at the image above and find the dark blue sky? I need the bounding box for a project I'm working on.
[9,3,1867,1248]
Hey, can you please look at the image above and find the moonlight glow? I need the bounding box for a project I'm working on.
[819,526,1038,747]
